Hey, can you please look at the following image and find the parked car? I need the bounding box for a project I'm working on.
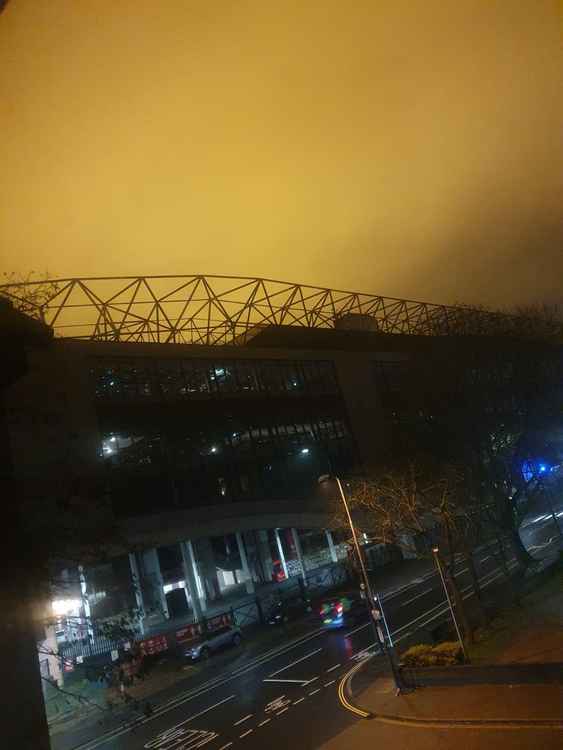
[185,625,243,661]
[267,597,310,626]
[318,592,366,629]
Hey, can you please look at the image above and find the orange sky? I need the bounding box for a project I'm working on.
[1,1,561,307]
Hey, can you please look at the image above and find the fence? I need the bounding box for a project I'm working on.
[58,560,350,667]
[59,633,131,664]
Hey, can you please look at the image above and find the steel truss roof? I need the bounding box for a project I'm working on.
[0,274,553,345]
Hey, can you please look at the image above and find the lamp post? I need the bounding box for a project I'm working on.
[431,547,467,662]
[319,473,404,693]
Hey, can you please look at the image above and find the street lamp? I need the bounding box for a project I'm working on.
[431,547,468,662]
[318,473,404,693]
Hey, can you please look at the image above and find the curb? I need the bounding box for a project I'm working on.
[339,654,563,730]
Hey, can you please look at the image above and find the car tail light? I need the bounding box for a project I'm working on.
[336,604,343,614]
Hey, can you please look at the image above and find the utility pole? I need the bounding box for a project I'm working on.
[319,474,404,692]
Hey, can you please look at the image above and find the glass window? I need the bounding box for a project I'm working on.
[234,361,259,392]
[156,360,184,399]
[182,361,211,395]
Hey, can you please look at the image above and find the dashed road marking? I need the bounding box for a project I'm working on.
[400,588,434,607]
[344,623,369,638]
[267,648,323,678]
[324,680,336,687]
[276,707,289,716]
[293,697,306,705]
[258,719,271,727]
[308,688,321,696]
[325,663,341,673]
[239,729,253,739]
[218,744,233,750]
[234,714,253,726]
[303,675,319,686]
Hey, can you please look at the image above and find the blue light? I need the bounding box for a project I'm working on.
[538,463,548,474]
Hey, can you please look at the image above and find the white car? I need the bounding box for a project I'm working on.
[185,625,243,660]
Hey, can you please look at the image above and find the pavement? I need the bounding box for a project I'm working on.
[349,660,563,725]
[47,539,526,750]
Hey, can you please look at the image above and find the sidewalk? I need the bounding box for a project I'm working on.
[352,661,563,725]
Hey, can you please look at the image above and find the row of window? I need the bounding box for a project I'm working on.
[101,417,349,467]
[92,357,339,401]
[100,417,353,513]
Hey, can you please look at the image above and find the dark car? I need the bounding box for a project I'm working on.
[185,625,243,660]
[267,597,310,626]
[318,592,366,629]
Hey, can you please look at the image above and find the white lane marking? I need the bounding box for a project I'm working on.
[265,696,291,714]
[308,688,321,696]
[400,588,434,606]
[292,697,306,705]
[233,714,253,726]
[258,718,272,727]
[349,644,377,661]
[144,695,235,748]
[481,555,491,562]
[76,629,328,750]
[344,622,369,638]
[267,648,322,677]
[76,550,520,750]
[145,728,217,750]
[218,744,233,750]
[303,675,319,686]
[263,678,308,685]
[195,734,218,749]
[325,663,341,673]
[276,707,289,716]
[324,680,336,687]
[394,562,520,643]
[239,729,253,739]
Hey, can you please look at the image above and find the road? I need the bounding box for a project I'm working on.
[52,545,523,750]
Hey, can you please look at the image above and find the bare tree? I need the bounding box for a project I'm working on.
[336,460,485,643]
[0,271,60,318]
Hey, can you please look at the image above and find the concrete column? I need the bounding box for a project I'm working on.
[236,532,255,594]
[325,530,338,563]
[78,565,94,639]
[141,548,169,621]
[257,530,274,582]
[42,625,63,687]
[180,541,206,620]
[128,552,145,635]
[195,537,222,601]
[291,528,307,585]
[274,528,289,580]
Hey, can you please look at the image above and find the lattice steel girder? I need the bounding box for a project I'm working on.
[0,274,556,345]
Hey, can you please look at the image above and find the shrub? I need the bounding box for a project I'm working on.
[401,641,463,667]
[432,641,463,664]
[400,644,432,667]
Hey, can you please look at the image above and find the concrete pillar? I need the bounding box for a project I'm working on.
[291,528,307,585]
[141,548,169,621]
[128,553,145,635]
[180,541,206,621]
[257,530,274,582]
[236,532,255,594]
[78,565,94,639]
[325,530,338,563]
[274,528,289,580]
[195,537,222,601]
[42,625,63,687]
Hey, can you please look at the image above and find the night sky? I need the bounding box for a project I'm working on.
[1,1,561,308]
